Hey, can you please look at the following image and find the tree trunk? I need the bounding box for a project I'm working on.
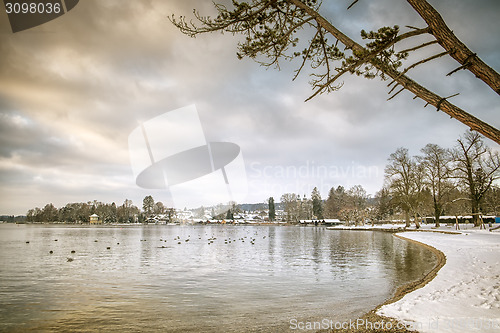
[471,199,480,227]
[406,0,500,95]
[414,213,421,229]
[433,199,441,228]
[405,210,410,228]
[289,0,500,145]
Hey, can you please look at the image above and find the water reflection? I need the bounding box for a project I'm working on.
[0,224,436,332]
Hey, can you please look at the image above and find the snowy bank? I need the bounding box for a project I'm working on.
[326,224,406,232]
[378,227,500,333]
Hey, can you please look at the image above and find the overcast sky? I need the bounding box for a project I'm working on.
[0,0,499,214]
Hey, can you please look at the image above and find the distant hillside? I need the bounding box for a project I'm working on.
[0,215,27,223]
[238,202,283,212]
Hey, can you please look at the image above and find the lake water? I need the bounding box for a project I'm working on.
[0,224,436,332]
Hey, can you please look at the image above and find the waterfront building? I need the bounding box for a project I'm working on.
[89,213,100,224]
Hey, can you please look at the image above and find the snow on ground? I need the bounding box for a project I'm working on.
[326,223,406,231]
[378,225,500,333]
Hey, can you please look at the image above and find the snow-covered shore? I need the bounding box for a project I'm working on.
[376,226,500,333]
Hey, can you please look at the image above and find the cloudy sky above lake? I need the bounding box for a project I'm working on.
[0,0,499,214]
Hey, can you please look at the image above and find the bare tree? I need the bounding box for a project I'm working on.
[483,186,500,216]
[121,199,134,223]
[452,131,500,226]
[170,0,500,143]
[411,162,432,227]
[280,192,300,222]
[385,147,423,228]
[346,185,368,226]
[418,143,454,227]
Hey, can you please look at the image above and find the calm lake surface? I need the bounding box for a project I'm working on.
[0,224,436,332]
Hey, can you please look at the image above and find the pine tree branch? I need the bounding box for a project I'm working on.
[347,0,359,10]
[387,87,405,101]
[435,93,460,111]
[171,0,500,144]
[306,27,430,101]
[259,16,315,67]
[293,29,320,81]
[446,53,476,77]
[317,26,332,81]
[406,0,500,95]
[388,50,449,87]
[392,27,430,44]
[399,40,439,54]
[288,0,500,144]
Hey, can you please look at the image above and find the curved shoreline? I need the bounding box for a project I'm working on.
[327,232,447,333]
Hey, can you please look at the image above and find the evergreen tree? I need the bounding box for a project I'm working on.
[324,186,346,219]
[374,187,392,221]
[280,193,300,223]
[311,187,323,219]
[142,195,155,218]
[42,203,58,222]
[268,197,276,221]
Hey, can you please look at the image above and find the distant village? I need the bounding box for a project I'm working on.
[6,196,341,226]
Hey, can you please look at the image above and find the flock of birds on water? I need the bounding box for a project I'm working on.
[25,230,269,263]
